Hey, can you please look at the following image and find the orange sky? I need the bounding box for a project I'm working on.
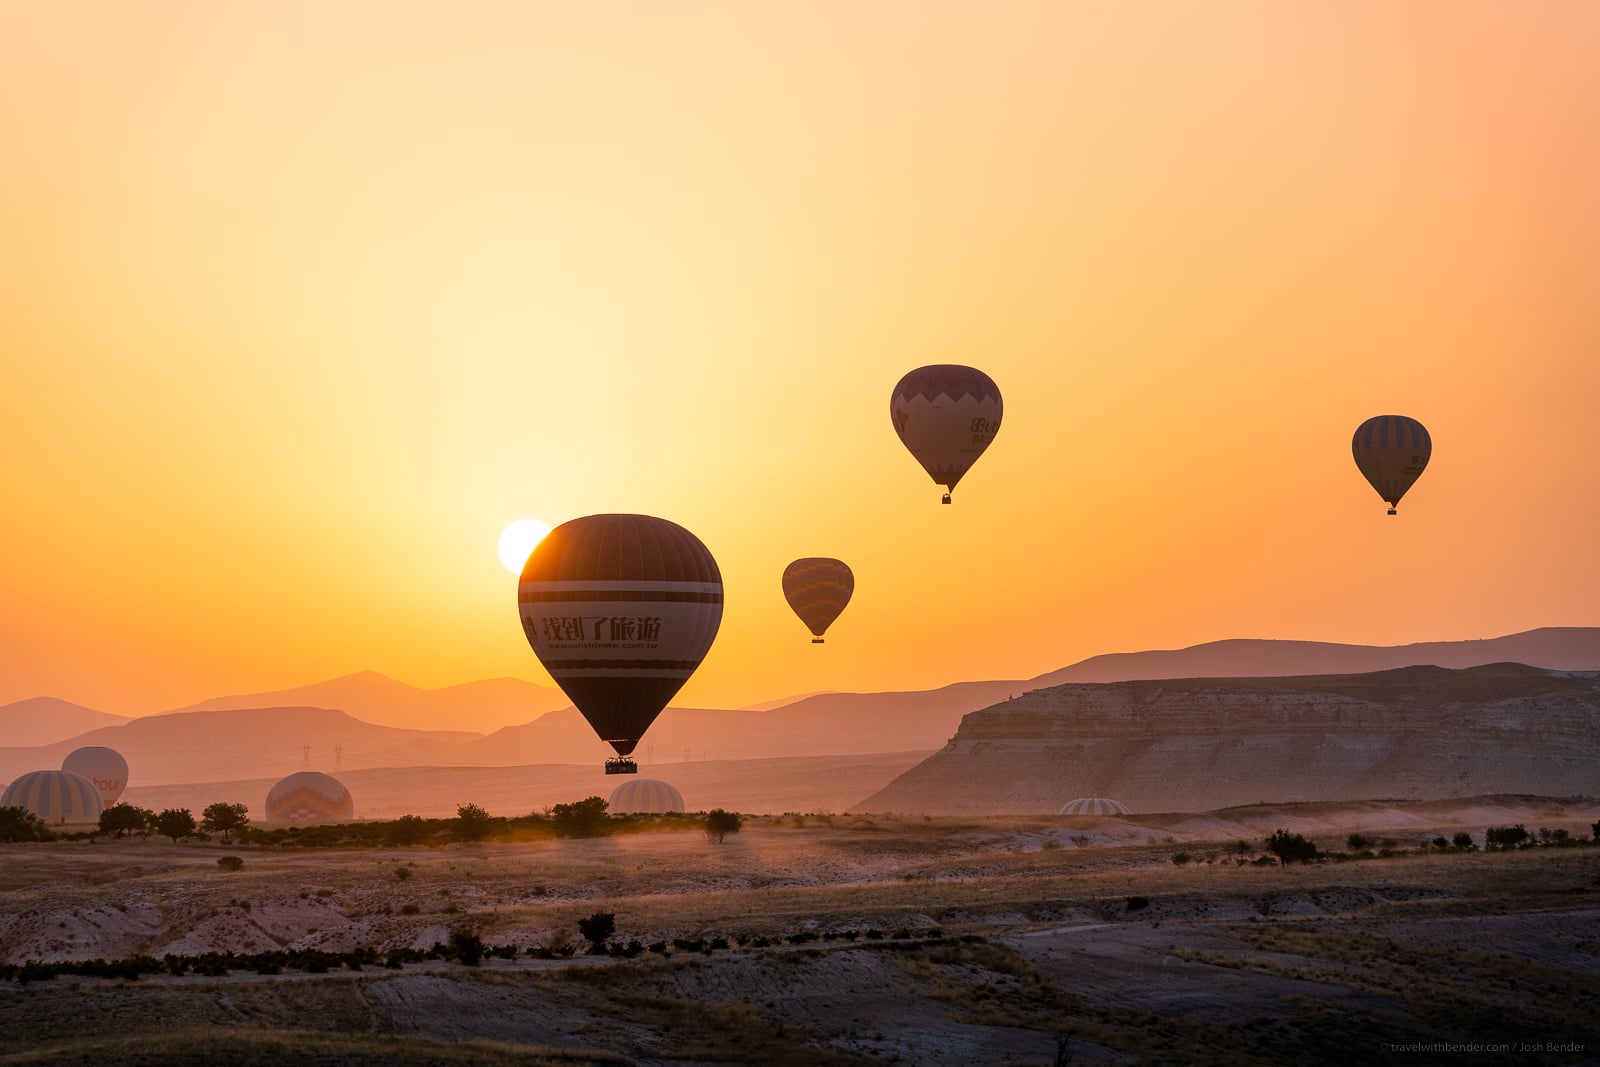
[3,3,1597,718]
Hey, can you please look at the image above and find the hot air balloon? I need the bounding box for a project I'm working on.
[781,557,854,643]
[517,513,723,774]
[2,770,104,824]
[890,365,1002,503]
[265,771,354,825]
[61,746,128,806]
[1352,415,1431,515]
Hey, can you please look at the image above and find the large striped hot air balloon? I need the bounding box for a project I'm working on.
[2,770,104,824]
[518,514,723,773]
[1352,415,1431,515]
[781,558,854,644]
[890,365,1002,503]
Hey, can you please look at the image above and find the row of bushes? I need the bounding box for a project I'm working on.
[1,921,947,984]
[1202,823,1600,869]
[2,799,745,847]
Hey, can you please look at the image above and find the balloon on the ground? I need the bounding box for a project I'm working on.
[61,746,129,806]
[1352,415,1431,515]
[609,778,686,814]
[2,770,104,823]
[517,514,723,761]
[782,558,854,643]
[1058,797,1131,816]
[889,365,1002,503]
[265,771,354,824]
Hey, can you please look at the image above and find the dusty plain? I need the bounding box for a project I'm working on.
[2,798,1598,1066]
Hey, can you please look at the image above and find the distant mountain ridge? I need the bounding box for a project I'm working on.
[0,697,130,749]
[3,628,1596,795]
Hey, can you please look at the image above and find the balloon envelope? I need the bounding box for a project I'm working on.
[61,746,129,806]
[1352,415,1431,513]
[782,558,854,641]
[3,770,104,824]
[518,514,723,757]
[889,365,1002,500]
[609,778,686,814]
[266,771,354,824]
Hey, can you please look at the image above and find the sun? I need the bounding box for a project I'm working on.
[498,518,552,575]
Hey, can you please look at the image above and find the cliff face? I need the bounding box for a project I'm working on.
[852,664,1600,814]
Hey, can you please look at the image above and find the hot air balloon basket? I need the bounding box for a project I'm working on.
[605,758,639,775]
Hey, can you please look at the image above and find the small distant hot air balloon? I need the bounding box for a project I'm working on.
[1352,415,1431,515]
[890,365,1002,503]
[518,514,723,774]
[61,746,128,807]
[609,778,686,814]
[782,558,854,643]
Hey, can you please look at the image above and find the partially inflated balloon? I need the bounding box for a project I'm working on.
[782,558,854,643]
[1352,415,1431,515]
[890,365,1002,503]
[517,514,722,760]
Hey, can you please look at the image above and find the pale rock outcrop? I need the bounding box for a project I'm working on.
[854,664,1600,814]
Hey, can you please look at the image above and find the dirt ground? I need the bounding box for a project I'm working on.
[2,798,1598,1066]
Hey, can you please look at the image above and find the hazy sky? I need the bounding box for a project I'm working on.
[4,3,1597,717]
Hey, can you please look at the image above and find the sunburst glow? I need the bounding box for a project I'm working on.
[498,519,552,576]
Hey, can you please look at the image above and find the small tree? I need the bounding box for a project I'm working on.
[200,802,249,844]
[704,809,742,844]
[1264,829,1318,867]
[1592,819,1599,842]
[100,803,154,839]
[1346,833,1372,851]
[577,912,615,954]
[455,804,493,842]
[1452,831,1474,849]
[155,808,198,844]
[0,805,50,843]
[552,797,610,838]
[217,855,245,872]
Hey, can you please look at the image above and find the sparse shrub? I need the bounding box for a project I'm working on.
[1171,853,1191,866]
[1485,824,1529,849]
[1430,836,1449,849]
[216,855,244,872]
[448,928,485,966]
[395,866,412,880]
[1452,831,1474,849]
[1538,827,1570,844]
[384,814,431,847]
[1126,896,1149,912]
[1592,819,1599,842]
[1041,839,1062,851]
[400,903,420,915]
[1347,833,1371,851]
[577,912,615,954]
[1070,835,1091,848]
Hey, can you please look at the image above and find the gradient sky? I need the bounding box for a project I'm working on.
[4,2,1597,718]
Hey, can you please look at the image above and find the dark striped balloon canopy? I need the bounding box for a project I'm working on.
[889,364,1002,503]
[1352,415,1431,515]
[517,514,723,758]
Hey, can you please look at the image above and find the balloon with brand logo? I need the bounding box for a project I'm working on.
[517,514,723,773]
[781,558,854,643]
[1352,415,1431,515]
[889,365,1002,503]
[61,746,129,806]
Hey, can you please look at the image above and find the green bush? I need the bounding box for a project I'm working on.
[448,928,485,966]
[577,912,616,954]
[216,855,245,872]
[1264,829,1318,866]
[552,797,611,838]
[1485,824,1529,849]
[705,808,743,843]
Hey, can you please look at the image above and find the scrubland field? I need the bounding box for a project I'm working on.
[2,800,1598,1066]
